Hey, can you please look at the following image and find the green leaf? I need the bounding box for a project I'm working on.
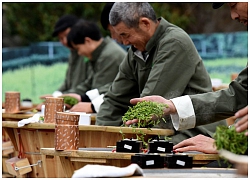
[214,125,248,155]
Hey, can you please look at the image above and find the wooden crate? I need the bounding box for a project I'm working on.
[5,157,32,176]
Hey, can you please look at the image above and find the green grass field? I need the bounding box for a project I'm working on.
[203,57,247,83]
[2,63,67,104]
[2,57,248,104]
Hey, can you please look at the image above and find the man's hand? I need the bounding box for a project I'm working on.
[60,93,81,102]
[36,103,45,111]
[125,95,177,126]
[173,134,218,154]
[70,102,93,113]
[235,106,248,136]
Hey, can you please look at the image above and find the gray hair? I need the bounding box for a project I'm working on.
[109,2,157,28]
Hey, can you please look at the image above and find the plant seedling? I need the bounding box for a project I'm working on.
[121,101,169,148]
[214,125,248,155]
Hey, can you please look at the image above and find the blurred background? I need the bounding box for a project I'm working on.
[2,2,248,104]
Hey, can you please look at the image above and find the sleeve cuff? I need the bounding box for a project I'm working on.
[170,95,196,131]
[91,94,104,113]
[86,89,100,101]
[52,91,62,97]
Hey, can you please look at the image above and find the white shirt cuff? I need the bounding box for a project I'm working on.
[86,89,100,101]
[92,94,104,113]
[52,91,62,97]
[170,95,196,131]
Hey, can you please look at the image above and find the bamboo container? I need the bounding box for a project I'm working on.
[44,97,64,123]
[5,91,20,113]
[55,112,80,150]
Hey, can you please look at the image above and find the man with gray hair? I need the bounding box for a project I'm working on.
[96,2,226,145]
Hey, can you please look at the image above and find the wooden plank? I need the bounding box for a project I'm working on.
[2,121,55,129]
[2,121,174,136]
[40,154,65,178]
[40,148,219,162]
[2,156,10,174]
[190,153,219,161]
[2,113,96,123]
[2,127,18,150]
[70,157,107,163]
[40,148,221,178]
[2,141,14,156]
[2,173,16,178]
[2,113,34,120]
[58,156,76,178]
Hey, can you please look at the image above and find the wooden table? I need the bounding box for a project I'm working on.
[2,112,96,141]
[2,121,174,178]
[40,148,220,178]
[2,112,97,123]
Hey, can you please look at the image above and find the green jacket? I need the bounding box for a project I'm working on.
[58,49,90,94]
[190,66,248,127]
[72,36,126,94]
[97,18,226,143]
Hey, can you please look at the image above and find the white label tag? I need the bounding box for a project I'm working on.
[146,160,154,166]
[157,147,165,152]
[176,160,185,166]
[124,144,132,150]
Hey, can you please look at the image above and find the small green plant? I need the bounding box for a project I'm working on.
[122,101,168,127]
[119,129,125,140]
[63,96,78,106]
[121,101,169,147]
[214,125,248,155]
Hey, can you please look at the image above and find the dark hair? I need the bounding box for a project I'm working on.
[100,2,115,30]
[52,14,78,37]
[67,19,102,48]
[212,3,224,9]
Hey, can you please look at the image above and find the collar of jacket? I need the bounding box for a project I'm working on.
[132,49,148,62]
[145,17,170,53]
[131,17,169,56]
[91,36,110,62]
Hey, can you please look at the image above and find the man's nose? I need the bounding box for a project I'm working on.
[230,10,239,20]
[121,38,130,46]
[61,38,68,46]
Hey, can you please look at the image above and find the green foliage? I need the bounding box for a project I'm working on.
[121,101,168,147]
[151,3,193,30]
[3,2,194,46]
[214,125,248,155]
[3,2,106,45]
[63,96,78,106]
[122,101,168,127]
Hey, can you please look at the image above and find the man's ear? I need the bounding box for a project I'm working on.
[139,17,151,30]
[84,37,92,44]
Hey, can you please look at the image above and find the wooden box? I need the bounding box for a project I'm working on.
[5,157,32,176]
